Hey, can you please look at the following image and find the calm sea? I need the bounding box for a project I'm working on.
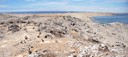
[1,11,128,24]
[93,13,128,24]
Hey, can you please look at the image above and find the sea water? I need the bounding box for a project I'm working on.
[93,14,128,24]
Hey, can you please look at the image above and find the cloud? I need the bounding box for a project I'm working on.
[0,0,5,2]
[24,0,37,2]
[58,5,128,13]
[112,0,128,2]
[0,5,7,8]
[28,1,69,6]
[72,0,84,1]
[0,0,128,13]
[1,4,128,13]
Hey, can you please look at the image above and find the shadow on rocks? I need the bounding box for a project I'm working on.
[8,24,20,32]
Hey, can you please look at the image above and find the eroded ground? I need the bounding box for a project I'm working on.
[0,13,128,57]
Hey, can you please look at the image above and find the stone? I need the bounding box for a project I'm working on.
[8,24,20,32]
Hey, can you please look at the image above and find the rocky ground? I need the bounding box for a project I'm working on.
[0,13,128,57]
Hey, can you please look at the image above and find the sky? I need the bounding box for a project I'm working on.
[0,0,128,13]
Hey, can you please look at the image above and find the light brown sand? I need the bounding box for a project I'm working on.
[0,13,127,57]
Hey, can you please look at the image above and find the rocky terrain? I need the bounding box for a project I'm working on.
[0,13,128,57]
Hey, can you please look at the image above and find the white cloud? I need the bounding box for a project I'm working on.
[23,0,40,2]
[1,0,128,13]
[28,1,69,6]
[25,0,36,1]
[0,0,5,2]
[112,0,128,2]
[72,0,84,1]
[1,4,128,13]
[0,5,7,8]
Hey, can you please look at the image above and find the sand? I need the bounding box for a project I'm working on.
[0,13,128,57]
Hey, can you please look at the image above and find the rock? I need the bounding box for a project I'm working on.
[87,37,100,43]
[0,21,5,25]
[8,24,20,32]
[0,31,4,38]
[98,44,109,52]
[0,14,127,57]
[28,50,56,57]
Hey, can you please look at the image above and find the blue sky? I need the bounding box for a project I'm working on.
[0,0,128,13]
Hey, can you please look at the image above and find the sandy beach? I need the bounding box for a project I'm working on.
[0,13,128,57]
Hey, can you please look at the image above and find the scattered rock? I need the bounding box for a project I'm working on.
[0,14,127,57]
[8,24,20,32]
[98,44,109,52]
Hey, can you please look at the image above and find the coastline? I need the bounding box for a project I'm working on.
[0,13,128,57]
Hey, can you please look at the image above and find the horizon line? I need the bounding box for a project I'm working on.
[0,11,128,14]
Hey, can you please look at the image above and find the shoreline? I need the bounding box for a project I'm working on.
[1,12,127,27]
[0,13,128,57]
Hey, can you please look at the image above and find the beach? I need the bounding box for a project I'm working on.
[0,13,128,57]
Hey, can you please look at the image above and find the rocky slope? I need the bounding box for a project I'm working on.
[0,13,128,57]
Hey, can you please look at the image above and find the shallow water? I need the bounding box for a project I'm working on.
[93,14,128,24]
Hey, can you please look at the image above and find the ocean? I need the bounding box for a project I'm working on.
[1,11,128,24]
[93,13,128,24]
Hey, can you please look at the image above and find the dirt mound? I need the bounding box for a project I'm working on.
[0,14,127,57]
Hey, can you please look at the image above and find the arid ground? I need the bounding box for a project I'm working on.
[0,13,128,57]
